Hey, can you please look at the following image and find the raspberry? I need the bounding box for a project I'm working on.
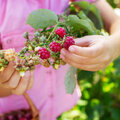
[55,28,66,38]
[63,37,75,49]
[4,49,16,61]
[49,41,62,53]
[25,113,33,120]
[8,115,14,120]
[19,117,27,120]
[38,47,50,59]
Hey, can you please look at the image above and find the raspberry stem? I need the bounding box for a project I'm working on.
[47,22,60,42]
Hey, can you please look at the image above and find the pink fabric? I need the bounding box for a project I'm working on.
[0,0,92,120]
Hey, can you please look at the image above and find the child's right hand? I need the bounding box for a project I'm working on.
[0,62,34,95]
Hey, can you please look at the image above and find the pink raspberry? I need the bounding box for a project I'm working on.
[49,41,62,53]
[38,47,50,59]
[63,37,75,50]
[55,28,66,38]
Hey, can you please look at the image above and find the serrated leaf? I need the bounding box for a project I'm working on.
[26,9,58,29]
[78,11,97,32]
[65,66,77,94]
[66,15,96,35]
[89,4,103,28]
[73,1,103,29]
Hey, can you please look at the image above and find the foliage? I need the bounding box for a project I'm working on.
[67,1,103,30]
[26,2,101,94]
[72,1,103,29]
[65,66,77,94]
[58,58,120,120]
[26,9,58,29]
[107,0,117,8]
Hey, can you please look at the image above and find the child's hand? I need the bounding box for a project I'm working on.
[0,62,34,95]
[60,35,119,71]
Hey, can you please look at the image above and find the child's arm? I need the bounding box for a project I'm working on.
[95,0,120,33]
[60,0,120,71]
[0,62,34,97]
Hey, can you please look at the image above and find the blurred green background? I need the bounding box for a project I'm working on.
[57,0,120,120]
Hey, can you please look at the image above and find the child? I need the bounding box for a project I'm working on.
[0,0,103,120]
[0,0,82,120]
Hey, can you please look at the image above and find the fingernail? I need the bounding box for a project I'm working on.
[69,46,75,52]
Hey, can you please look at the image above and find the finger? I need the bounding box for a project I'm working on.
[63,58,104,71]
[74,35,98,46]
[74,38,90,47]
[68,43,103,58]
[0,62,15,82]
[61,49,100,65]
[27,71,34,90]
[12,71,30,95]
[2,71,21,88]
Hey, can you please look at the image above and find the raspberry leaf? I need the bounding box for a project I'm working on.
[78,11,101,35]
[65,15,97,35]
[72,1,103,29]
[65,66,77,94]
[26,9,58,29]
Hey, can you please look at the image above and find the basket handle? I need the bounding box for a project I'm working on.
[23,92,40,120]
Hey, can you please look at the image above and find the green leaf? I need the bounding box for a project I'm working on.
[113,56,120,75]
[77,70,94,80]
[73,1,103,29]
[89,4,103,28]
[77,99,88,106]
[26,9,58,29]
[65,66,77,94]
[65,14,97,35]
[73,1,90,10]
[78,11,99,33]
[80,80,92,91]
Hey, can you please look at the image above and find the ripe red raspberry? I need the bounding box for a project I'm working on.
[55,28,66,38]
[63,37,75,50]
[19,117,27,120]
[49,41,62,53]
[38,47,50,59]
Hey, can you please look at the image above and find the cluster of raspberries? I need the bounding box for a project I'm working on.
[0,109,33,120]
[37,28,75,59]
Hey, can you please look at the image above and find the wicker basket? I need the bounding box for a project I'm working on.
[0,92,39,120]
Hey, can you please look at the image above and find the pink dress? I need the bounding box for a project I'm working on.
[0,0,93,120]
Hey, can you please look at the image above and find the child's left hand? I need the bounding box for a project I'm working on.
[60,35,120,71]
